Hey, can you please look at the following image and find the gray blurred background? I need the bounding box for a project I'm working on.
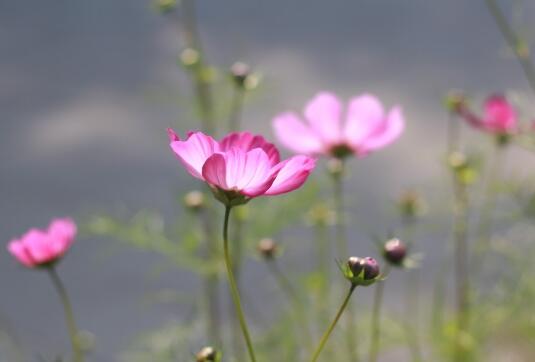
[1,0,535,360]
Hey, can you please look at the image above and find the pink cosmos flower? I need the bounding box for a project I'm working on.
[272,92,405,158]
[457,95,517,134]
[168,130,316,206]
[8,218,77,268]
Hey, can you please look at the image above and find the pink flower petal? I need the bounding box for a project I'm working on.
[220,132,280,165]
[48,218,77,254]
[272,112,324,155]
[167,128,180,142]
[343,94,385,148]
[170,132,220,179]
[202,153,228,190]
[359,106,405,153]
[483,95,517,132]
[21,230,55,264]
[8,241,35,267]
[304,92,343,145]
[265,155,316,195]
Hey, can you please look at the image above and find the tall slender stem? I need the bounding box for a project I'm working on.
[174,0,216,133]
[310,284,357,362]
[331,160,358,361]
[447,113,471,361]
[368,266,390,362]
[47,267,83,362]
[222,206,257,362]
[199,206,222,346]
[267,259,312,349]
[484,0,535,95]
[228,87,245,131]
[230,212,245,360]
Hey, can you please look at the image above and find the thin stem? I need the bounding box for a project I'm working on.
[47,267,83,362]
[447,113,471,361]
[484,0,535,95]
[315,221,331,326]
[199,207,222,346]
[267,259,312,349]
[368,265,390,362]
[222,206,257,362]
[228,86,245,131]
[310,284,357,362]
[174,0,216,133]
[332,161,358,361]
[230,212,244,360]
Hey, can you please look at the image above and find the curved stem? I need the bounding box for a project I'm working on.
[368,266,390,362]
[47,267,83,362]
[310,284,357,362]
[222,206,257,362]
[484,0,535,95]
[267,259,312,349]
[332,160,358,361]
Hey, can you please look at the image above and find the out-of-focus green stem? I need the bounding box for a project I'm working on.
[447,113,471,361]
[228,86,245,131]
[331,160,359,361]
[368,265,390,362]
[47,267,84,362]
[315,221,330,326]
[310,284,357,362]
[176,0,216,133]
[222,206,257,362]
[199,206,222,346]
[484,0,535,95]
[230,212,245,360]
[266,259,312,350]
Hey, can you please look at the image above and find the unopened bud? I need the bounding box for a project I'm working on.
[448,151,467,170]
[179,48,200,68]
[345,256,381,286]
[230,62,250,87]
[196,346,217,362]
[443,91,468,113]
[327,158,345,176]
[397,189,426,219]
[257,238,278,259]
[383,238,407,266]
[184,191,205,211]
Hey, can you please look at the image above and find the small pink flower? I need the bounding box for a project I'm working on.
[458,95,517,134]
[169,130,316,205]
[272,92,405,158]
[7,218,77,268]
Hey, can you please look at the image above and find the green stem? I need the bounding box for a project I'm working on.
[368,266,390,362]
[176,0,216,133]
[222,206,257,362]
[484,0,535,95]
[199,206,222,346]
[47,267,83,362]
[332,161,358,361]
[228,86,245,131]
[230,211,245,360]
[267,259,312,349]
[310,284,357,362]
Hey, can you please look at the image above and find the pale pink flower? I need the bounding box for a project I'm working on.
[8,218,77,268]
[169,130,316,205]
[458,95,517,134]
[272,92,405,158]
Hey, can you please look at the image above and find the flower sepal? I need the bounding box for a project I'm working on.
[210,187,251,207]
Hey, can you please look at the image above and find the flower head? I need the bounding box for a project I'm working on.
[272,92,405,158]
[382,238,407,266]
[169,130,316,206]
[456,94,517,135]
[257,238,279,259]
[196,346,219,362]
[343,256,381,286]
[7,218,77,268]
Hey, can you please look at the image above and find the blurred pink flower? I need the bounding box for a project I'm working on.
[169,130,316,205]
[272,92,405,158]
[8,218,77,268]
[458,95,517,134]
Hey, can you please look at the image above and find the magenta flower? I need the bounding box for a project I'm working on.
[8,218,77,268]
[168,130,316,206]
[458,95,517,134]
[272,92,405,158]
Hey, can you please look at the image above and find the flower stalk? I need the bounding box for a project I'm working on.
[368,265,390,362]
[222,206,257,362]
[47,266,84,362]
[310,284,357,362]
